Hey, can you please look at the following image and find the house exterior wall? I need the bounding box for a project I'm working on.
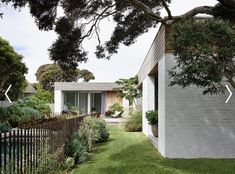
[54,90,63,115]
[163,53,235,158]
[142,76,155,137]
[105,91,123,111]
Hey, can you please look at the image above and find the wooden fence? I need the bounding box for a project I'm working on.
[0,113,99,174]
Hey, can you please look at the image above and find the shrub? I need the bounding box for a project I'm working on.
[21,96,51,116]
[0,122,11,133]
[94,118,109,143]
[5,105,43,127]
[78,117,100,151]
[125,111,142,132]
[109,103,123,113]
[145,110,158,125]
[64,157,75,170]
[64,133,89,164]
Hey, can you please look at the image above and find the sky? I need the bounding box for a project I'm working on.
[0,0,217,83]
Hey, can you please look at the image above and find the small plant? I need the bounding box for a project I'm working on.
[64,133,89,164]
[145,110,158,125]
[0,121,11,133]
[109,103,123,113]
[125,111,142,132]
[64,157,75,170]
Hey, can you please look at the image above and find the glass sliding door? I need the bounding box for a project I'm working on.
[63,91,78,112]
[79,93,88,114]
[90,93,101,113]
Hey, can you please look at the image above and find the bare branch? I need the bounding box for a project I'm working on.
[160,0,172,18]
[125,0,164,21]
[168,6,214,20]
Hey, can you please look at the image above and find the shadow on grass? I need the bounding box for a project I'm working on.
[96,139,235,174]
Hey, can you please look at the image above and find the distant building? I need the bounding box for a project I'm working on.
[24,83,36,96]
[54,82,128,115]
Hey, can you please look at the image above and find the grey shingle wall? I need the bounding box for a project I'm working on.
[163,53,235,158]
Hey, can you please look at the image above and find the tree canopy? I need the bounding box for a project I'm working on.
[35,64,95,90]
[0,36,28,100]
[170,19,235,94]
[115,75,141,107]
[0,0,235,94]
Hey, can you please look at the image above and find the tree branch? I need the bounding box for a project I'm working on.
[167,6,214,20]
[160,0,172,18]
[125,0,164,21]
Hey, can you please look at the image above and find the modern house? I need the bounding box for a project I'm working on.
[138,24,235,158]
[54,82,126,115]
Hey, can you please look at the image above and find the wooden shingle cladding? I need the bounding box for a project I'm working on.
[137,24,174,86]
[105,91,123,111]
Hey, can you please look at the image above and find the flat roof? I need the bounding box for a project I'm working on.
[54,82,118,91]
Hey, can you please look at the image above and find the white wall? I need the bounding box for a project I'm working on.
[142,75,155,136]
[163,53,235,158]
[54,90,63,115]
[158,56,166,156]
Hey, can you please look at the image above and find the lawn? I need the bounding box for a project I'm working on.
[71,126,235,174]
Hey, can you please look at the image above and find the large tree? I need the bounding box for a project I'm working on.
[35,64,95,90]
[115,75,141,107]
[0,36,28,100]
[0,0,234,93]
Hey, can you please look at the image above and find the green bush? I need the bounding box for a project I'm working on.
[109,103,123,113]
[64,116,109,165]
[0,122,11,133]
[94,118,109,143]
[64,157,75,170]
[64,133,89,164]
[1,105,43,128]
[21,96,51,116]
[145,110,158,125]
[125,111,142,132]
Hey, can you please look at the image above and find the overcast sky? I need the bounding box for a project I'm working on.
[0,0,217,83]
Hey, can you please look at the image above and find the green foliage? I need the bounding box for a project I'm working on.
[0,121,11,133]
[65,116,109,164]
[35,64,95,90]
[170,19,235,94]
[145,110,158,125]
[109,103,123,113]
[125,111,142,132]
[64,157,75,170]
[0,36,28,100]
[34,83,53,102]
[94,118,110,143]
[21,95,51,116]
[64,133,89,164]
[4,105,42,127]
[115,76,141,106]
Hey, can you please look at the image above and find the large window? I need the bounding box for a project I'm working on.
[79,93,88,114]
[90,93,101,113]
[63,91,102,114]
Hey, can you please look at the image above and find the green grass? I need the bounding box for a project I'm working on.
[71,126,235,174]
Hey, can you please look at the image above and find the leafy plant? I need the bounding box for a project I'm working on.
[125,111,142,132]
[145,110,158,125]
[21,95,51,116]
[0,121,11,133]
[94,118,109,143]
[64,157,75,170]
[64,133,89,164]
[109,103,123,113]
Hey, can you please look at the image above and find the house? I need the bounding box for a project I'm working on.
[54,82,127,115]
[24,83,36,96]
[138,24,235,158]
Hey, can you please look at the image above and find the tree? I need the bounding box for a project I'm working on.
[35,64,95,90]
[115,76,141,107]
[0,36,28,100]
[0,0,235,93]
[169,19,235,94]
